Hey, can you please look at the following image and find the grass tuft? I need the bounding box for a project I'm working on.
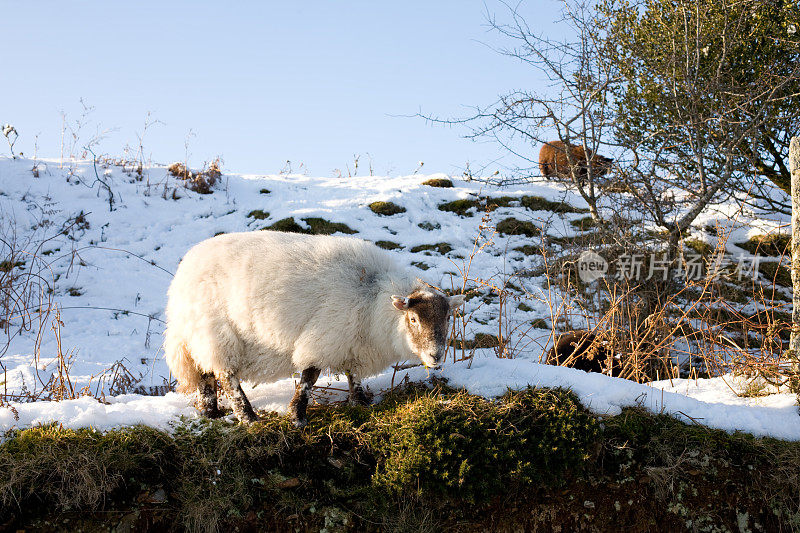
[369,201,406,216]
[417,221,440,231]
[375,240,402,250]
[570,215,600,230]
[266,217,306,233]
[421,178,454,188]
[409,243,452,255]
[737,233,791,256]
[684,238,713,257]
[759,261,792,287]
[520,195,588,214]
[437,196,517,217]
[265,217,356,235]
[496,218,541,237]
[449,332,501,349]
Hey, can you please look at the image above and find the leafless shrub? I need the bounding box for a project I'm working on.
[523,218,796,384]
[91,359,142,401]
[0,210,57,361]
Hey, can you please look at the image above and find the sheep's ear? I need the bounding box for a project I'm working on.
[448,294,465,311]
[391,295,409,311]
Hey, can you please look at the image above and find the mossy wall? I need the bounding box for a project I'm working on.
[2,386,798,532]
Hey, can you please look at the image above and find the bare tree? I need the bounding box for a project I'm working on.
[603,0,800,257]
[424,0,619,222]
[450,0,799,261]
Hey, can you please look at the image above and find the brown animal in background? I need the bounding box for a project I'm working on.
[546,330,618,376]
[538,141,613,182]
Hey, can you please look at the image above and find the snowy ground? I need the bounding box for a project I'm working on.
[0,156,797,440]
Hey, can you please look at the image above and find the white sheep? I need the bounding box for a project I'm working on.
[164,230,464,426]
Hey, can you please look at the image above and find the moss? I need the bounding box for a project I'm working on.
[438,196,518,217]
[737,233,791,256]
[438,198,481,216]
[259,188,270,194]
[369,201,406,216]
[246,209,270,220]
[449,333,501,349]
[489,196,518,208]
[684,238,713,257]
[518,302,533,312]
[421,178,453,188]
[570,215,600,230]
[373,388,598,501]
[496,218,541,237]
[375,240,402,250]
[265,217,356,235]
[409,243,452,255]
[759,261,792,287]
[411,261,430,270]
[303,217,357,235]
[4,388,800,531]
[531,318,549,328]
[520,195,589,214]
[514,244,540,255]
[67,287,82,297]
[266,217,307,233]
[417,221,440,231]
[0,424,173,512]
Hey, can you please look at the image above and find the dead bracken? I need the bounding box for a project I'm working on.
[168,159,222,195]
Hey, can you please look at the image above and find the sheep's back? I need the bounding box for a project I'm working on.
[167,231,407,377]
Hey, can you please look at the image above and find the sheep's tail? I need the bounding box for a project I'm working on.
[164,331,202,394]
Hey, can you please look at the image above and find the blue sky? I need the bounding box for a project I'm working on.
[1,1,564,175]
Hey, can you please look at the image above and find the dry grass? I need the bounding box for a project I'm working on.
[420,178,453,188]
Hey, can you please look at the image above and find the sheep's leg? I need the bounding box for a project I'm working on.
[197,372,223,418]
[345,371,371,406]
[220,372,258,424]
[288,366,320,428]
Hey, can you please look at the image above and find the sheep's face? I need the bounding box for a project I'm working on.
[392,290,465,368]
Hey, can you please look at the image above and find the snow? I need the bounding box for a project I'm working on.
[3,356,797,441]
[0,156,797,440]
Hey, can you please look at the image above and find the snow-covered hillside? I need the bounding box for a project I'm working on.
[0,156,797,440]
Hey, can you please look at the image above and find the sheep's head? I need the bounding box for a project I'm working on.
[391,289,465,368]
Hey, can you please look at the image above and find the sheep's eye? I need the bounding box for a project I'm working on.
[409,316,417,324]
